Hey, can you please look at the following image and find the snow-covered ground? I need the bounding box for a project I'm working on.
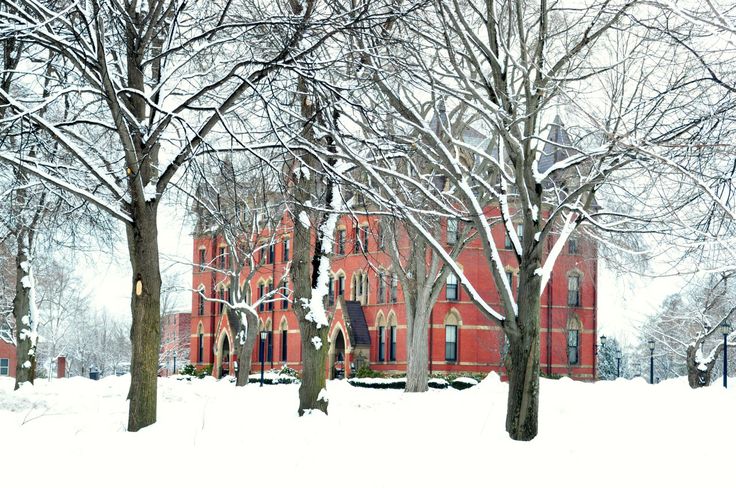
[1,374,731,487]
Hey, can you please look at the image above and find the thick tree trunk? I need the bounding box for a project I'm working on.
[298,323,329,415]
[686,344,714,388]
[13,244,37,389]
[505,260,542,441]
[230,307,259,387]
[125,204,161,432]
[292,207,331,415]
[405,309,430,393]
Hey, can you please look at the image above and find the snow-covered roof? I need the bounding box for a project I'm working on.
[537,115,579,174]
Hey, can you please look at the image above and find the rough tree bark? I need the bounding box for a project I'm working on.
[686,343,717,388]
[125,204,162,432]
[13,239,37,388]
[229,305,259,387]
[292,202,331,415]
[505,253,542,441]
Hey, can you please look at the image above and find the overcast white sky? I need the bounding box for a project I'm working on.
[81,201,678,349]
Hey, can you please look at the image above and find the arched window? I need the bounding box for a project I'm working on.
[280,319,289,363]
[446,273,459,301]
[445,313,459,362]
[377,314,386,363]
[197,324,204,364]
[197,284,205,316]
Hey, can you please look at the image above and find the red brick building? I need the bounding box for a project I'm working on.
[190,123,598,381]
[160,312,191,376]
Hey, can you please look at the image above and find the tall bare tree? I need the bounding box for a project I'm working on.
[0,0,333,430]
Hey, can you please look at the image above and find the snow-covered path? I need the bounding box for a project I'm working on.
[1,374,731,487]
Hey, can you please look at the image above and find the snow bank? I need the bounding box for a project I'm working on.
[0,375,733,488]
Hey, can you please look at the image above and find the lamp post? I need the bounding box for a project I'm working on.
[595,335,607,357]
[721,322,730,388]
[260,330,268,387]
[616,349,622,378]
[648,339,655,384]
[173,350,177,376]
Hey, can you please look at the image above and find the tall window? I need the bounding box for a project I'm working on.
[267,282,274,311]
[390,274,398,303]
[337,275,345,298]
[258,283,265,311]
[258,333,265,362]
[283,239,291,262]
[218,247,226,270]
[198,291,205,316]
[267,244,275,264]
[517,223,524,246]
[505,224,524,249]
[446,273,459,301]
[281,280,289,310]
[445,325,458,362]
[218,288,224,314]
[389,326,397,361]
[447,219,458,244]
[198,249,206,271]
[567,329,579,365]
[281,329,288,362]
[377,272,385,304]
[568,275,580,307]
[197,328,204,363]
[357,272,364,297]
[505,271,513,290]
[225,287,231,305]
[0,358,8,376]
[361,226,369,252]
[337,229,346,255]
[267,331,273,363]
[568,237,578,255]
[378,326,386,362]
[328,276,335,306]
[353,225,361,253]
[377,221,384,249]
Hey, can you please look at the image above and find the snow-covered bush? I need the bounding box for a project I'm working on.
[450,377,479,390]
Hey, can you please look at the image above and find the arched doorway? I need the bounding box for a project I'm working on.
[219,332,231,378]
[330,327,346,380]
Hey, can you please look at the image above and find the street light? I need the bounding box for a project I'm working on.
[720,322,731,388]
[616,349,622,378]
[595,335,607,356]
[648,339,655,384]
[260,330,268,387]
[173,350,177,376]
